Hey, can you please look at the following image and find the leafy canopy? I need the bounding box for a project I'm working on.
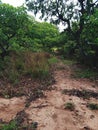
[26,0,97,31]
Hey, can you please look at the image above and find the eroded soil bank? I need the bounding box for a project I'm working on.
[0,61,98,130]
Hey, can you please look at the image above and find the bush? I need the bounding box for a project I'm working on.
[75,43,98,67]
[0,51,51,84]
[74,68,98,79]
[1,121,17,130]
[64,102,75,111]
[48,56,58,64]
[87,103,98,110]
[63,41,76,57]
[23,51,50,79]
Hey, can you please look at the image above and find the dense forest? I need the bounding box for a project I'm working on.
[26,0,98,67]
[0,0,98,64]
[0,0,98,130]
[0,0,98,67]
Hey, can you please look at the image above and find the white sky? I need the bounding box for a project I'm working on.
[2,0,25,7]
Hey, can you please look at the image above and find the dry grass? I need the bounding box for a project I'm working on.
[1,51,51,83]
[23,51,50,78]
[0,51,55,98]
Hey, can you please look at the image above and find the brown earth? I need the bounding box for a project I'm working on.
[0,61,98,130]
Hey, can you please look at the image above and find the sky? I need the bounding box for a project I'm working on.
[2,0,25,7]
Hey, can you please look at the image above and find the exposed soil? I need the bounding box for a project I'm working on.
[0,60,98,130]
[0,74,54,98]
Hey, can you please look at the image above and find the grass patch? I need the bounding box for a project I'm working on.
[1,121,17,130]
[0,110,38,130]
[0,51,51,84]
[48,56,58,64]
[73,68,98,79]
[22,51,50,80]
[63,59,76,65]
[64,102,75,111]
[87,103,98,110]
[0,51,55,98]
[0,121,38,130]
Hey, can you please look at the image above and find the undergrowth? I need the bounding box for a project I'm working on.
[63,59,76,65]
[0,51,56,98]
[0,121,17,130]
[74,68,98,79]
[48,56,58,64]
[64,102,75,111]
[0,120,38,130]
[87,103,98,110]
[0,51,51,84]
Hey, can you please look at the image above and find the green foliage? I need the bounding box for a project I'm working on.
[63,41,76,57]
[81,9,98,44]
[75,9,98,67]
[0,2,60,59]
[48,57,58,64]
[26,0,76,26]
[0,120,38,130]
[57,32,69,46]
[64,102,75,111]
[1,121,17,130]
[31,22,59,50]
[74,68,98,79]
[26,0,98,68]
[58,8,98,67]
[63,59,76,65]
[0,3,32,58]
[87,103,98,110]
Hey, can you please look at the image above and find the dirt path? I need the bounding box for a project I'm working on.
[0,61,98,130]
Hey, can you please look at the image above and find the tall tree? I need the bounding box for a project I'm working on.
[26,0,98,58]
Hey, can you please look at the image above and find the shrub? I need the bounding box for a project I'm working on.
[1,121,17,130]
[0,51,51,84]
[64,102,75,111]
[87,103,98,110]
[23,51,50,79]
[74,68,98,79]
[48,56,58,64]
[63,41,76,57]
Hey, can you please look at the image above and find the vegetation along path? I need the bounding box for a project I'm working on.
[0,59,98,130]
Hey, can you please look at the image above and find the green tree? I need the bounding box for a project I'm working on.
[0,3,30,59]
[79,8,98,66]
[26,0,76,32]
[26,0,98,66]
[26,0,98,48]
[31,22,59,47]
